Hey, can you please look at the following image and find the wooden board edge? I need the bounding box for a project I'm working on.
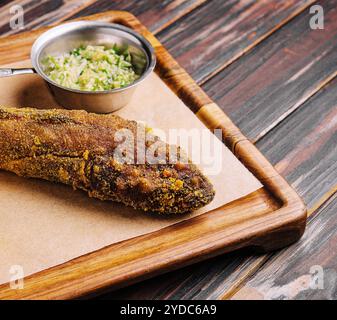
[0,10,307,299]
[0,189,303,300]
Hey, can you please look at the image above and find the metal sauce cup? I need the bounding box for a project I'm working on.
[0,21,156,113]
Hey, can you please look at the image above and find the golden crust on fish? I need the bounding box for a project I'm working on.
[0,106,215,214]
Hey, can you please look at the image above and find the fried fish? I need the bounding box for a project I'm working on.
[0,106,215,214]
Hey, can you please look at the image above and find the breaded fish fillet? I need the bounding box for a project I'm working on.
[0,106,215,214]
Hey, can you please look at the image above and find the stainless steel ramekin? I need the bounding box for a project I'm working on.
[0,21,156,113]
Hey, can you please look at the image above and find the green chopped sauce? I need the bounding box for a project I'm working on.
[42,45,140,91]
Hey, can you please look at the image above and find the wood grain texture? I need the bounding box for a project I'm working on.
[0,10,306,300]
[69,0,207,34]
[1,0,329,301]
[0,0,97,37]
[102,76,337,301]
[91,1,326,300]
[0,0,14,10]
[256,78,337,211]
[226,77,337,299]
[96,249,266,300]
[232,192,337,300]
[79,2,334,301]
[202,0,337,142]
[229,76,337,300]
[0,188,287,300]
[0,0,206,38]
[157,0,314,83]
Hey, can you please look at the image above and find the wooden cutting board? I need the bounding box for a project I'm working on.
[0,10,306,300]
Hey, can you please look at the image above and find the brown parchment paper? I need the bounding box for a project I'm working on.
[0,61,262,285]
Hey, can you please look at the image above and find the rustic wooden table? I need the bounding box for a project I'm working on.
[1,0,336,300]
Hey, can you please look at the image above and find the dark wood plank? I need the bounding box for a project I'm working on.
[1,0,313,84]
[97,66,337,301]
[230,77,337,300]
[0,0,207,39]
[0,9,307,300]
[157,0,313,83]
[232,192,337,300]
[0,0,330,301]
[97,249,264,300]
[97,2,337,299]
[0,0,96,37]
[256,78,337,211]
[0,0,13,10]
[202,0,337,142]
[69,0,207,34]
